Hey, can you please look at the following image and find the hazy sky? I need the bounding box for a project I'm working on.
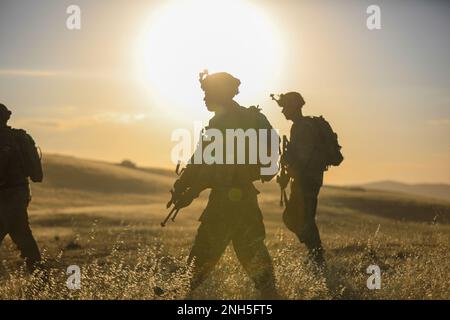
[0,0,449,184]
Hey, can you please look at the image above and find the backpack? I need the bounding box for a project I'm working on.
[244,106,280,182]
[0,128,43,185]
[205,105,280,185]
[12,129,44,183]
[309,116,343,170]
[0,138,11,186]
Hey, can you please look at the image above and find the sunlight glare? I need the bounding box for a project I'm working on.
[135,0,284,119]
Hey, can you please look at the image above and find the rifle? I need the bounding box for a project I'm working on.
[276,135,290,207]
[161,161,185,227]
[162,187,196,227]
[161,160,212,227]
[160,206,180,227]
[270,94,290,207]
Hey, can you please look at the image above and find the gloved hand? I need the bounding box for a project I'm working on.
[173,188,197,209]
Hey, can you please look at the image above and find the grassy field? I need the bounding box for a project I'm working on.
[0,154,449,300]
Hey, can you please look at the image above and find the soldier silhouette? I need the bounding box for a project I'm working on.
[0,103,43,272]
[167,71,279,299]
[272,92,343,270]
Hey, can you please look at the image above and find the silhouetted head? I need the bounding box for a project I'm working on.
[200,71,241,112]
[275,92,305,121]
[0,103,12,125]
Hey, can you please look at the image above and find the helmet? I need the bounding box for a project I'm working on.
[277,92,305,108]
[200,71,241,98]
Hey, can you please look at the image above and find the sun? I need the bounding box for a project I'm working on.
[135,0,284,119]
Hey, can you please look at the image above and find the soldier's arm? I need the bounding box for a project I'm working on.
[255,110,281,181]
[172,125,211,192]
[173,163,200,191]
[258,112,279,150]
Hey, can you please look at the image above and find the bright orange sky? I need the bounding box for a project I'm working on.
[1,0,449,184]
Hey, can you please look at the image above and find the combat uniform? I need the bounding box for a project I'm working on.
[285,116,325,260]
[184,102,277,295]
[0,126,41,272]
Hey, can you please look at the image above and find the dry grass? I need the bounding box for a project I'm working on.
[1,197,448,300]
[0,155,449,300]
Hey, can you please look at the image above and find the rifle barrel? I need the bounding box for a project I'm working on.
[161,207,177,227]
[171,208,181,222]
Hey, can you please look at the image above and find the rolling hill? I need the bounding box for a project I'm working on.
[29,154,450,224]
[1,153,449,300]
[362,180,450,202]
[40,154,174,194]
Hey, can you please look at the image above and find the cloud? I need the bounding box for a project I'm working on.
[427,118,450,126]
[93,112,148,124]
[0,69,61,77]
[15,111,149,131]
[0,68,129,80]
